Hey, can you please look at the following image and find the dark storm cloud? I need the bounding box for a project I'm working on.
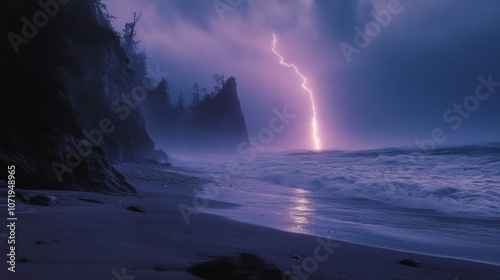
[313,0,366,39]
[312,0,500,148]
[153,0,213,31]
[104,0,500,150]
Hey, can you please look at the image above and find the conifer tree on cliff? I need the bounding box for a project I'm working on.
[121,11,147,81]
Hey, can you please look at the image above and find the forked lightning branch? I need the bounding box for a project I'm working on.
[271,32,321,150]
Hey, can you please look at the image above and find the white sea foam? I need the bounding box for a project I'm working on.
[169,144,500,264]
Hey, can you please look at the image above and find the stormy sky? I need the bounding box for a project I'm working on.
[103,0,500,151]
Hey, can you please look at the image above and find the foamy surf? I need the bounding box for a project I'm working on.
[169,144,500,264]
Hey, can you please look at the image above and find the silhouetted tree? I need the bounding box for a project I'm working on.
[153,79,171,107]
[93,1,114,27]
[146,78,172,126]
[212,73,226,93]
[121,11,147,80]
[121,11,142,55]
[176,93,186,116]
[191,83,200,108]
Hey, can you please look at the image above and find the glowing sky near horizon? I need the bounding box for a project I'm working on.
[103,0,500,151]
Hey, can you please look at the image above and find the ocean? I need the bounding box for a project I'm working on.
[170,144,500,265]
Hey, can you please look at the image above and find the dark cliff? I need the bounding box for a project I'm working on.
[1,0,164,195]
[193,77,249,150]
[142,76,249,151]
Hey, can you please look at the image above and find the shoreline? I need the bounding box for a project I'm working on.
[175,171,500,266]
[1,165,499,279]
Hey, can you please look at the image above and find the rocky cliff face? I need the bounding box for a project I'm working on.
[140,76,249,152]
[192,77,249,150]
[1,0,164,195]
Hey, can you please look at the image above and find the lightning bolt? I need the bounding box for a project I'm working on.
[271,32,320,150]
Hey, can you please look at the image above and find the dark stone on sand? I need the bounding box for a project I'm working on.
[28,194,57,206]
[187,253,285,280]
[126,206,146,213]
[399,258,421,268]
[154,265,168,271]
[17,190,31,203]
[18,191,57,206]
[79,198,104,204]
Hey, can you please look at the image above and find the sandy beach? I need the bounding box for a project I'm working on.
[3,0,500,279]
[1,164,499,280]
